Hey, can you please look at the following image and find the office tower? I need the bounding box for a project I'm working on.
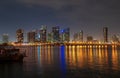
[103,27,108,42]
[16,29,24,43]
[60,30,63,42]
[35,29,41,42]
[79,30,83,42]
[73,33,78,41]
[73,30,83,42]
[2,34,9,43]
[27,31,36,43]
[64,28,70,42]
[111,34,119,43]
[87,36,93,42]
[52,26,60,42]
[40,25,47,42]
[47,32,52,42]
[60,28,70,42]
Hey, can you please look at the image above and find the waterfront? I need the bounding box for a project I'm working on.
[0,45,120,78]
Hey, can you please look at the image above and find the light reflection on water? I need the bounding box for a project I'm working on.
[0,45,120,78]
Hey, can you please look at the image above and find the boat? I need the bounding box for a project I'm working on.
[0,44,26,62]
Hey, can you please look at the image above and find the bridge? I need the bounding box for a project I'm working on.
[13,42,120,49]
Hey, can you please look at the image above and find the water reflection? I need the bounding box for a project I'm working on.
[65,46,120,70]
[0,63,24,78]
[2,45,120,78]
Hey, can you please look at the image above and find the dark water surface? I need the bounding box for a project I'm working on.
[0,45,120,78]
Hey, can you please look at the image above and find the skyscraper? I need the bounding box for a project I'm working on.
[2,34,9,43]
[73,33,78,41]
[87,36,93,42]
[60,28,70,42]
[47,32,52,42]
[52,26,60,42]
[40,25,47,42]
[103,27,108,42]
[16,29,24,43]
[111,34,119,43]
[27,31,36,43]
[79,30,83,42]
[73,30,83,42]
[35,29,41,42]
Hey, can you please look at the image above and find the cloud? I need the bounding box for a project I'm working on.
[16,0,120,9]
[17,0,120,26]
[1,0,120,24]
[1,0,119,13]
[16,0,84,9]
[1,0,120,10]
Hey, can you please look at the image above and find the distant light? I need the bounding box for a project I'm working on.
[38,34,40,38]
[60,29,64,33]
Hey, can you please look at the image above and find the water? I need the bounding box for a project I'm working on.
[0,45,120,78]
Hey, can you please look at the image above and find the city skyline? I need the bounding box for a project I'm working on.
[0,26,120,43]
[0,0,120,41]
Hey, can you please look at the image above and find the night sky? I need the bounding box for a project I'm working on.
[0,0,120,41]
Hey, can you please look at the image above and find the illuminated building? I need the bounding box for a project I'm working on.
[2,34,9,43]
[52,26,60,42]
[40,25,47,42]
[16,29,24,43]
[73,33,78,41]
[60,28,70,42]
[47,32,52,42]
[35,29,40,42]
[87,36,93,42]
[27,31,36,43]
[79,30,83,42]
[103,27,108,42]
[73,30,83,42]
[111,35,119,43]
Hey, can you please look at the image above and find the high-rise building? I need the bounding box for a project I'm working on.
[103,27,108,42]
[35,29,41,42]
[73,33,78,41]
[52,26,60,42]
[40,25,47,42]
[60,28,70,42]
[27,31,36,43]
[79,30,83,42]
[2,34,9,43]
[16,29,24,43]
[73,30,83,42]
[47,32,53,42]
[87,36,93,42]
[111,34,119,43]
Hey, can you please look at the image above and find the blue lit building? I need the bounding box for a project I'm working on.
[60,28,70,42]
[35,29,41,42]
